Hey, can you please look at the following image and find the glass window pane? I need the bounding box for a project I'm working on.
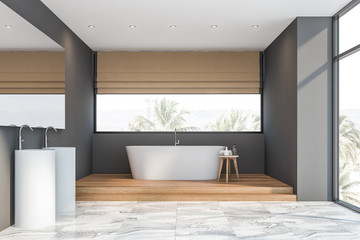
[339,50,360,208]
[339,3,360,54]
[0,94,65,129]
[96,94,261,132]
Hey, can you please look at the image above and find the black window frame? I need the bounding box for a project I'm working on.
[94,52,265,134]
[333,0,360,213]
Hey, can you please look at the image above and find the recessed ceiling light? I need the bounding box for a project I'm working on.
[252,25,259,28]
[170,25,177,28]
[88,25,95,28]
[129,25,136,28]
[211,25,218,28]
[5,25,13,29]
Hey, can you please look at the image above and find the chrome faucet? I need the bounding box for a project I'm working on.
[18,125,33,150]
[174,128,180,146]
[45,126,57,148]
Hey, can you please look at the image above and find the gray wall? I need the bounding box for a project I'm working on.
[93,133,265,174]
[0,127,16,231]
[0,0,94,230]
[264,20,298,192]
[297,18,332,200]
[264,17,333,200]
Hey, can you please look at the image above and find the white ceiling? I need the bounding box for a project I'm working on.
[41,0,351,51]
[0,2,63,51]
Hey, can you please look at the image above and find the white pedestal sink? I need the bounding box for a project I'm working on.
[45,147,76,213]
[15,149,56,229]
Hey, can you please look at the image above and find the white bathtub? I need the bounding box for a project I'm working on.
[126,146,225,180]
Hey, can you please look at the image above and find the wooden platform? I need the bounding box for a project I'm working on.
[76,174,296,201]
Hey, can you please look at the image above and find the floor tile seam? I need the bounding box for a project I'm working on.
[221,203,243,238]
[311,208,360,223]
[217,200,237,233]
[175,201,237,239]
[175,201,178,240]
[285,221,358,237]
[342,223,360,236]
[232,224,298,239]
[317,207,360,219]
[290,229,360,239]
[346,230,360,238]
[332,221,360,236]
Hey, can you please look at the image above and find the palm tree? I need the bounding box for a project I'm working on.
[129,98,198,131]
[339,115,360,164]
[338,115,360,206]
[250,115,261,131]
[208,109,260,131]
[339,161,360,206]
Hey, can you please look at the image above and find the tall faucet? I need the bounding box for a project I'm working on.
[18,125,33,150]
[45,126,57,148]
[175,128,180,146]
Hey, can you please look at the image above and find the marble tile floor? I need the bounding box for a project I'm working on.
[0,201,360,240]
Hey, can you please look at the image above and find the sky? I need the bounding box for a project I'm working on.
[339,3,360,110]
[0,95,65,128]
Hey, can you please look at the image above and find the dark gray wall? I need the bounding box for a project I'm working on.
[93,133,265,174]
[264,19,298,192]
[297,17,332,200]
[0,127,16,231]
[264,17,333,200]
[0,0,94,230]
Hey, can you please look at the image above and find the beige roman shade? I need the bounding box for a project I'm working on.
[0,52,65,94]
[97,52,260,94]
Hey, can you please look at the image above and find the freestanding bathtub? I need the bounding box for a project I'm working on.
[126,146,225,180]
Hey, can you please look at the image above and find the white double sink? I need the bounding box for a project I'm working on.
[15,147,75,229]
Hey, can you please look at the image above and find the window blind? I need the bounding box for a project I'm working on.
[97,52,260,94]
[0,52,65,94]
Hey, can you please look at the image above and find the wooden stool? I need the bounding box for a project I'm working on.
[217,155,240,183]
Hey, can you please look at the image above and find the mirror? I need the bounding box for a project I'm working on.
[0,2,65,129]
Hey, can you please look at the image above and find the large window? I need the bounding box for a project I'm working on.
[96,94,261,132]
[335,0,360,209]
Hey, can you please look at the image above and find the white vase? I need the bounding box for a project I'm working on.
[224,147,232,155]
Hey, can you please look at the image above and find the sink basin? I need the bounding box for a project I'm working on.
[45,147,75,213]
[15,149,55,229]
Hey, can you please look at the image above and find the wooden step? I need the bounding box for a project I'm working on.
[76,174,296,201]
[76,193,297,201]
[76,186,293,194]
